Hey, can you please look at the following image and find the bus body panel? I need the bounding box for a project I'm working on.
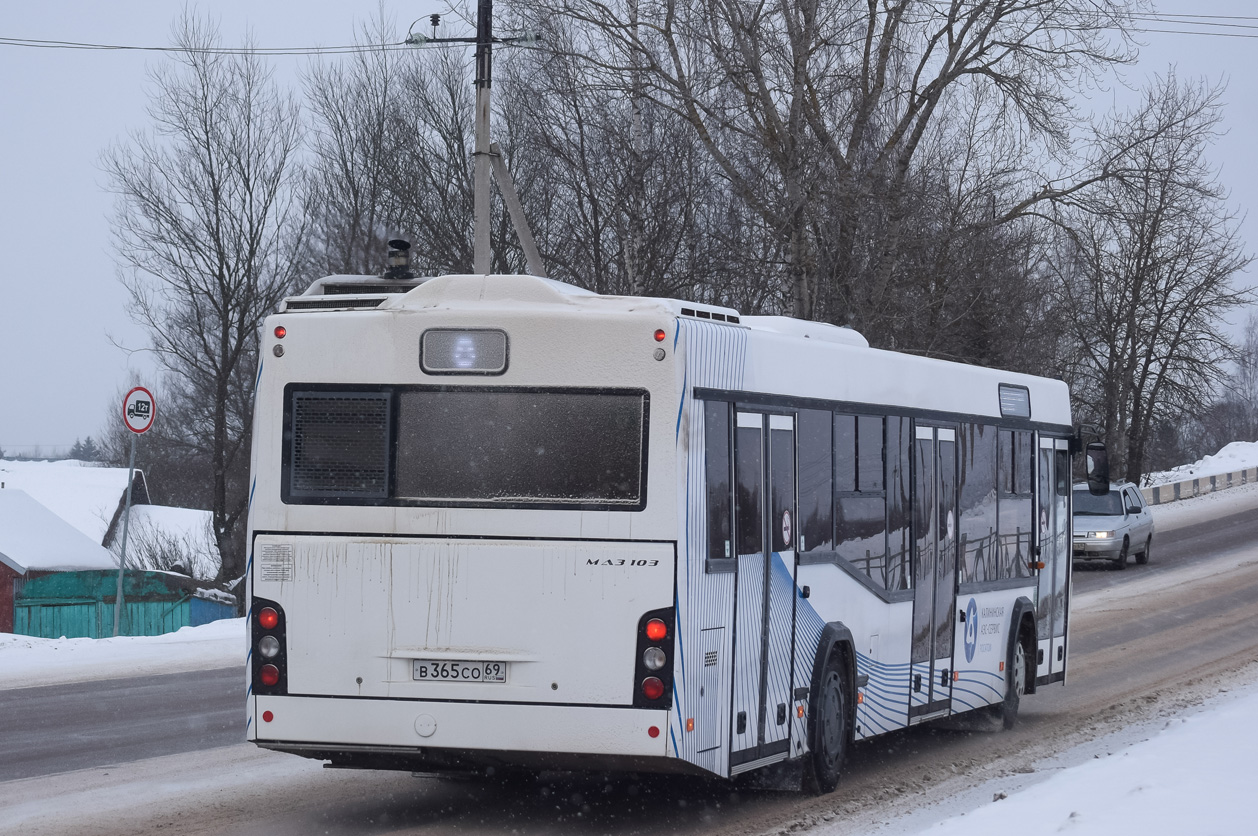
[252,534,673,705]
[253,696,671,760]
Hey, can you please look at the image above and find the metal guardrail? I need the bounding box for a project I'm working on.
[1142,467,1258,505]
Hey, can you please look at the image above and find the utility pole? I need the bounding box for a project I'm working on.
[406,3,543,276]
[473,0,493,274]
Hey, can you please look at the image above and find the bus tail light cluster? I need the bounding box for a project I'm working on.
[251,596,288,696]
[633,607,675,709]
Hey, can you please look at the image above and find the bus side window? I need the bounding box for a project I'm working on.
[998,429,1035,579]
[704,401,734,572]
[886,417,912,591]
[837,414,888,586]
[1055,449,1070,496]
[797,409,833,552]
[958,423,998,585]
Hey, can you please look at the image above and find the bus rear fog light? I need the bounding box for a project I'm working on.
[643,647,666,671]
[645,619,667,641]
[258,607,279,630]
[260,664,280,687]
[641,676,665,700]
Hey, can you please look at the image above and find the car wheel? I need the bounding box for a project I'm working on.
[1113,538,1128,570]
[806,651,849,795]
[1136,536,1151,566]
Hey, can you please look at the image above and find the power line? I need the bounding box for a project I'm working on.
[1142,13,1258,22]
[0,36,454,56]
[1132,26,1258,40]
[1134,15,1258,32]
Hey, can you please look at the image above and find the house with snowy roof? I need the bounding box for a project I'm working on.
[0,458,221,578]
[0,489,117,633]
[0,458,149,547]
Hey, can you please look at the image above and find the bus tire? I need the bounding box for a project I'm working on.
[1000,632,1028,730]
[805,649,850,795]
[1136,536,1151,566]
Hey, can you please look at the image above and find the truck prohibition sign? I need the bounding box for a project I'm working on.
[122,387,156,434]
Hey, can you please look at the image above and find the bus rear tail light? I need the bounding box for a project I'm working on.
[633,607,675,709]
[251,596,288,697]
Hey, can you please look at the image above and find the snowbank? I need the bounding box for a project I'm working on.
[903,683,1254,836]
[0,618,243,691]
[1145,440,1258,486]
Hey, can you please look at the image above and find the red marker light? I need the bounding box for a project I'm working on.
[648,726,661,738]
[260,664,280,687]
[654,329,666,342]
[645,618,668,642]
[258,607,279,631]
[274,325,286,339]
[262,710,274,723]
[641,676,665,700]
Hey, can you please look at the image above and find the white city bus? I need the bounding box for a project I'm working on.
[245,271,1094,791]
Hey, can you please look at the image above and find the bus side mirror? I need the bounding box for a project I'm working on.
[1085,442,1109,496]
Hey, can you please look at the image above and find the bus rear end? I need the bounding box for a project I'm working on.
[245,274,687,775]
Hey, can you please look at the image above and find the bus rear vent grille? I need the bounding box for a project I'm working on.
[680,307,739,323]
[289,392,391,498]
[284,297,386,311]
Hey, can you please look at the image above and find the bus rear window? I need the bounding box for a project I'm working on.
[284,386,648,508]
[395,390,646,506]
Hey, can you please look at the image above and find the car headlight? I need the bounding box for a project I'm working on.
[1089,531,1114,539]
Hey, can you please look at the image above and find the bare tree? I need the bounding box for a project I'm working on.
[1056,74,1252,483]
[102,13,306,582]
[521,0,1141,324]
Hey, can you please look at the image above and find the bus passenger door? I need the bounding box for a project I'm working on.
[729,411,797,771]
[1036,437,1071,680]
[910,425,958,722]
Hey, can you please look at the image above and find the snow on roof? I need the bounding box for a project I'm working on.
[0,489,118,574]
[123,504,221,578]
[0,459,135,543]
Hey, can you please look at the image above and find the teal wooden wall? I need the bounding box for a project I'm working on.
[12,570,234,639]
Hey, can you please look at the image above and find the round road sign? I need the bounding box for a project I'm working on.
[123,387,156,434]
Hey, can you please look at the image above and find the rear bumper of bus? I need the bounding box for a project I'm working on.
[250,696,689,775]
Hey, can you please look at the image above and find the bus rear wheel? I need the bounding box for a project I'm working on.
[1000,636,1027,730]
[806,651,849,795]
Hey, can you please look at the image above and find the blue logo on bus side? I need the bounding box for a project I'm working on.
[964,598,979,663]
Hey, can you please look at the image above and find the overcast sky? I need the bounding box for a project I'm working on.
[1,1,1254,455]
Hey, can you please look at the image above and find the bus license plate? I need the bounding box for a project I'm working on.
[413,660,508,683]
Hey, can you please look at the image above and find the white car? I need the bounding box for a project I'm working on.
[1072,482,1155,569]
